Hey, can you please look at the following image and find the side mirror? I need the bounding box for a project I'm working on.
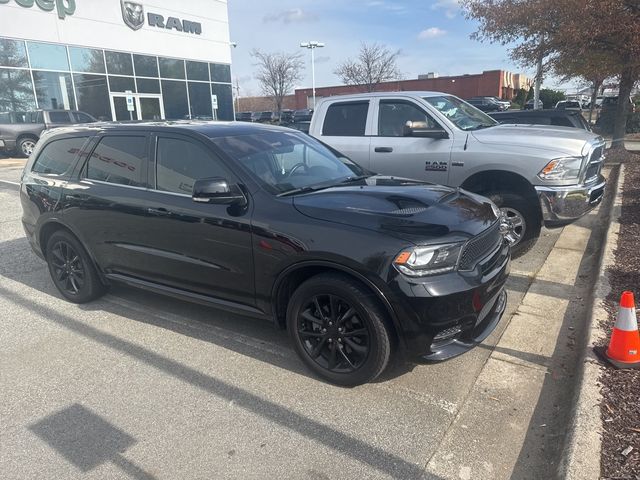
[192,177,247,206]
[403,121,449,139]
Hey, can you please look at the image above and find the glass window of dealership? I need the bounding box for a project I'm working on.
[0,36,233,121]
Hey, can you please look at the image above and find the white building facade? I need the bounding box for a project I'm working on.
[0,0,233,121]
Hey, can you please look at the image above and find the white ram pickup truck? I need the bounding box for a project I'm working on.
[309,91,606,256]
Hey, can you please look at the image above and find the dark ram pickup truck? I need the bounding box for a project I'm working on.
[0,109,97,157]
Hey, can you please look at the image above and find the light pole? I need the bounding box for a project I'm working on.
[300,41,324,109]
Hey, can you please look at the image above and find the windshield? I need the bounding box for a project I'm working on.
[210,131,367,195]
[424,95,498,131]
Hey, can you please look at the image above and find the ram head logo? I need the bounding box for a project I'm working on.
[121,1,145,30]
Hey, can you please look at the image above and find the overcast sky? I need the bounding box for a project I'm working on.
[226,0,537,97]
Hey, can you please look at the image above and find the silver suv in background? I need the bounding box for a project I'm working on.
[0,109,97,157]
[309,92,606,257]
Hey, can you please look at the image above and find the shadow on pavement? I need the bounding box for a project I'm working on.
[2,283,441,480]
[29,403,156,480]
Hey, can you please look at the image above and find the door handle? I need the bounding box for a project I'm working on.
[66,194,82,200]
[147,207,171,216]
[374,147,393,153]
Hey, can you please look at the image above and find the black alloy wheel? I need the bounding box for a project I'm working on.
[297,293,370,373]
[46,230,107,303]
[287,273,391,386]
[50,240,85,296]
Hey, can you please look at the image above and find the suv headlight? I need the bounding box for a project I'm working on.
[538,156,584,181]
[393,243,463,276]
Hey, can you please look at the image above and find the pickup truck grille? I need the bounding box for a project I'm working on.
[458,221,502,271]
[584,146,604,183]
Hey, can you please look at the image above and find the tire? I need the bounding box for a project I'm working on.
[17,137,38,158]
[45,230,107,303]
[486,191,541,258]
[286,273,392,386]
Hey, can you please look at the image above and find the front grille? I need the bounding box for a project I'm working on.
[585,146,604,182]
[458,221,502,271]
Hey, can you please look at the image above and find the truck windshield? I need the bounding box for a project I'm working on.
[424,95,498,131]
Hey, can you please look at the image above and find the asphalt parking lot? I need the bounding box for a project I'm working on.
[0,158,610,479]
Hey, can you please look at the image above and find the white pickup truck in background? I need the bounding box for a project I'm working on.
[309,91,606,257]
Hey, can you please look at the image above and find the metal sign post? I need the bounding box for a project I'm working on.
[211,94,218,120]
[125,90,134,120]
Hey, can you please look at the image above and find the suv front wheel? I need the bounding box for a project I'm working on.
[287,273,392,386]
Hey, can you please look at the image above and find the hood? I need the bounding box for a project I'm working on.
[292,176,499,244]
[472,124,602,156]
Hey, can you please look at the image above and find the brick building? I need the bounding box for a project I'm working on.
[294,70,532,109]
[235,95,297,113]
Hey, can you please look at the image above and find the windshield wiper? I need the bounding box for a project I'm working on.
[277,184,334,197]
[339,174,371,183]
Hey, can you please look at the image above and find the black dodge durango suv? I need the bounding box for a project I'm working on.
[20,121,509,386]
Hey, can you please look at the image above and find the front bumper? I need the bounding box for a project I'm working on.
[419,289,507,362]
[388,240,510,361]
[535,174,606,227]
[0,138,16,152]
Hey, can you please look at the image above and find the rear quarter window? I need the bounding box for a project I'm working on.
[86,135,147,187]
[322,101,369,136]
[32,137,87,176]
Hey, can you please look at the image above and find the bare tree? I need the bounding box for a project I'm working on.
[334,43,402,92]
[251,50,304,113]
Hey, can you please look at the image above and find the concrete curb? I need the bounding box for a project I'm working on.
[561,163,625,479]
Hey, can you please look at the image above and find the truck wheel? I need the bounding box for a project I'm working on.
[17,137,38,158]
[486,192,541,258]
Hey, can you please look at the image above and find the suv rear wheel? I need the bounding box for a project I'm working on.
[45,230,107,303]
[287,273,392,386]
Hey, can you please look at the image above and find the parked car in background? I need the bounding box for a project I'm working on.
[489,109,591,131]
[601,96,636,113]
[255,111,276,123]
[21,121,509,386]
[524,99,543,110]
[310,92,606,257]
[279,110,294,124]
[0,109,97,157]
[235,112,253,122]
[466,97,505,112]
[286,120,311,134]
[555,100,582,110]
[485,97,510,110]
[293,109,313,122]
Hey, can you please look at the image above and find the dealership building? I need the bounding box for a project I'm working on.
[0,0,234,121]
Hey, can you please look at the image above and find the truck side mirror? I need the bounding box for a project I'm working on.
[403,121,449,139]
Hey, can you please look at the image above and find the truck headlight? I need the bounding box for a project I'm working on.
[538,156,584,181]
[393,243,463,276]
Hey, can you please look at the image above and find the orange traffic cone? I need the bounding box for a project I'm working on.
[597,291,640,369]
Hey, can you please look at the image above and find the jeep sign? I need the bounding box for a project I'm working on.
[0,0,75,19]
[120,1,202,34]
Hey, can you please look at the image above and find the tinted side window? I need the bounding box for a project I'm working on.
[48,112,72,123]
[87,136,147,187]
[156,137,230,195]
[32,137,86,175]
[378,101,438,136]
[322,102,368,136]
